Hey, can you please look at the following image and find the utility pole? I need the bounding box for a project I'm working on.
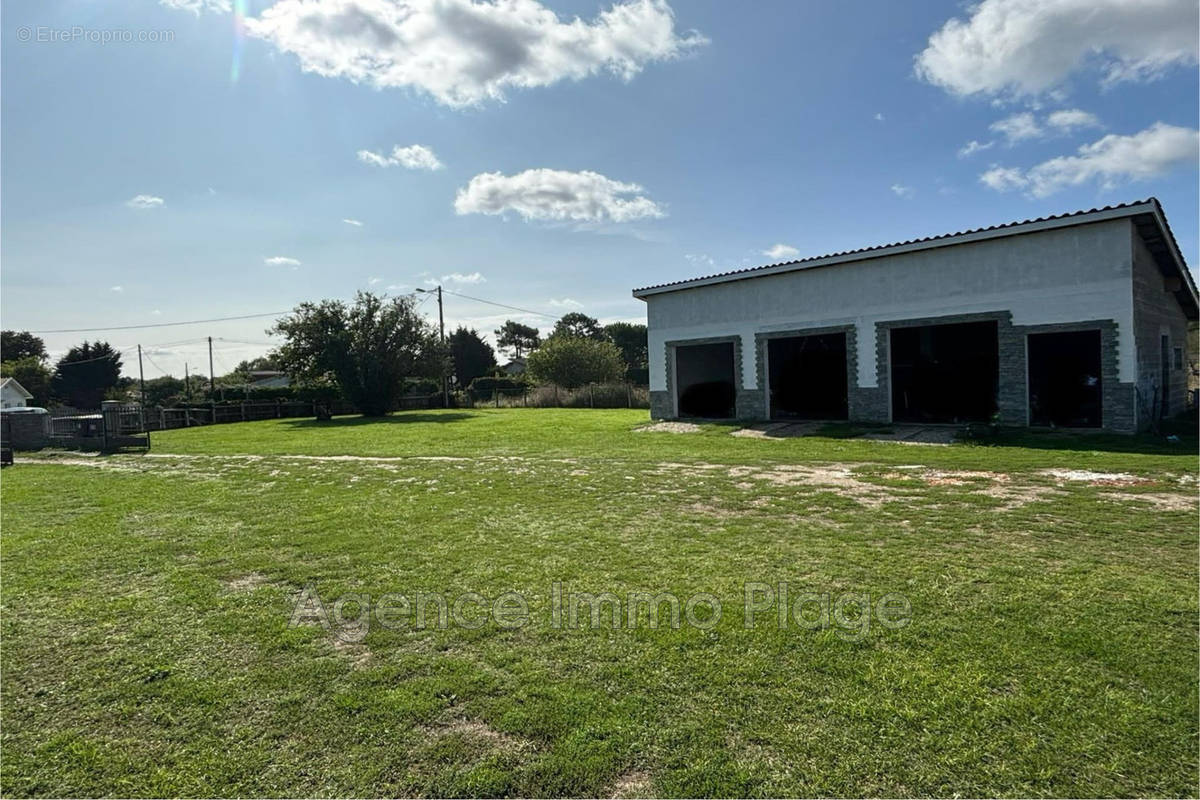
[417,285,449,408]
[137,344,146,403]
[436,285,448,408]
[208,337,215,397]
[184,362,191,403]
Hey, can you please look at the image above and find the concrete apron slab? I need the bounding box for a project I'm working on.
[859,425,958,445]
[731,422,825,439]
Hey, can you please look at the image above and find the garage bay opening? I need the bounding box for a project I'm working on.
[767,333,849,420]
[675,342,736,418]
[1027,330,1102,427]
[890,320,998,423]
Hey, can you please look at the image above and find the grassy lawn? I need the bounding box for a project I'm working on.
[1,409,1196,797]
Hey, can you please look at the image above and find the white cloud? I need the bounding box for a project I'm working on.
[991,112,1043,143]
[762,243,799,260]
[343,218,364,226]
[990,109,1102,144]
[979,166,1029,192]
[454,168,664,224]
[357,144,443,170]
[684,253,714,266]
[368,277,383,285]
[265,256,302,267]
[426,272,486,286]
[110,286,124,293]
[151,310,163,316]
[245,0,707,108]
[890,183,915,198]
[979,122,1199,197]
[958,139,995,158]
[160,0,230,14]
[126,194,164,209]
[549,297,583,309]
[915,0,1199,98]
[1046,108,1102,132]
[385,284,406,292]
[874,112,885,122]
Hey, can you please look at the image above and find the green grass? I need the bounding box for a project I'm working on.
[2,409,1196,797]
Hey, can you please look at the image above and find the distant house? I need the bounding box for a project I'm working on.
[501,358,527,376]
[248,370,290,390]
[1,377,32,409]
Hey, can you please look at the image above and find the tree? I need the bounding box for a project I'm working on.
[140,375,187,407]
[526,336,624,389]
[603,322,648,383]
[1,331,47,363]
[219,354,282,386]
[551,312,605,341]
[1,357,53,406]
[494,320,541,359]
[271,292,442,416]
[448,327,496,388]
[51,341,123,409]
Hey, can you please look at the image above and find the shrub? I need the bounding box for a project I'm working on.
[526,337,623,389]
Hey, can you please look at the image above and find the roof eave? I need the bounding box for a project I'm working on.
[1143,200,1199,320]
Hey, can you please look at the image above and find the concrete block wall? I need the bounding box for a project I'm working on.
[1132,234,1192,424]
[661,335,749,419]
[1017,319,1133,433]
[650,312,1137,432]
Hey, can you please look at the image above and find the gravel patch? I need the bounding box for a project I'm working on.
[635,422,701,434]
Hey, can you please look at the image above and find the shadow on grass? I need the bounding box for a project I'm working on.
[282,412,478,429]
[958,427,1199,456]
[812,421,1198,455]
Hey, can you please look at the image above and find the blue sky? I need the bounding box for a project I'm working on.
[3,0,1197,377]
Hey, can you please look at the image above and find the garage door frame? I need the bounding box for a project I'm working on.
[756,325,855,421]
[665,335,742,419]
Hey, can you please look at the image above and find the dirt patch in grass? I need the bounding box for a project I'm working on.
[331,637,372,670]
[682,501,739,518]
[635,422,701,434]
[1099,492,1197,511]
[975,483,1068,511]
[224,572,271,592]
[419,711,534,753]
[1039,468,1146,485]
[609,770,653,798]
[656,461,1073,510]
[657,462,894,508]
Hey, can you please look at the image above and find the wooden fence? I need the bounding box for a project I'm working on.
[137,395,440,431]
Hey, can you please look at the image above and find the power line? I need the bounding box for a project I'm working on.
[28,310,292,334]
[25,287,563,336]
[54,349,124,366]
[141,351,168,377]
[439,289,563,321]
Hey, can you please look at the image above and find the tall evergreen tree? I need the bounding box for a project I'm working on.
[51,341,123,409]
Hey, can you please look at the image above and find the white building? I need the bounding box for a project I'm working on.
[1,377,33,409]
[633,199,1197,433]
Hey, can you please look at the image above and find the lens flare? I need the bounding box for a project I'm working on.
[230,0,247,82]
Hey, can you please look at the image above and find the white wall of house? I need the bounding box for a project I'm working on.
[645,219,1137,392]
[1,382,30,408]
